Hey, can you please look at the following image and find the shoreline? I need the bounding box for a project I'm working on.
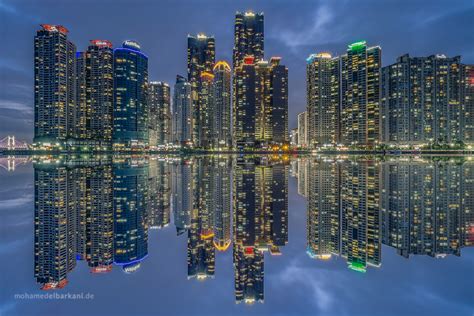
[1,149,473,156]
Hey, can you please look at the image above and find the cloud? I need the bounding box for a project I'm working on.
[0,194,33,210]
[0,100,33,114]
[273,5,337,50]
[272,257,343,312]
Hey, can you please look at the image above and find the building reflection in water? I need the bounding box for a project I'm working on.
[299,156,474,274]
[32,155,472,300]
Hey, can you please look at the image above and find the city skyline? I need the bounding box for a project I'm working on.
[1,1,474,141]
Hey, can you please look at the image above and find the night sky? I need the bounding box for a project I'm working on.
[1,0,474,141]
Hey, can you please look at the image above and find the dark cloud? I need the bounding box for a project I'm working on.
[0,0,473,138]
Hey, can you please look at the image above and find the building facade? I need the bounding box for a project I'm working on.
[113,40,149,149]
[34,25,76,149]
[233,56,288,149]
[212,61,232,149]
[173,75,193,145]
[297,111,309,147]
[187,34,215,147]
[148,81,171,147]
[306,53,340,147]
[233,11,264,68]
[340,41,381,147]
[382,54,466,146]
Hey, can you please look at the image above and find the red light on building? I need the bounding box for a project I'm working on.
[244,247,254,255]
[41,279,68,290]
[91,265,112,273]
[40,24,69,34]
[244,56,255,65]
[90,40,113,48]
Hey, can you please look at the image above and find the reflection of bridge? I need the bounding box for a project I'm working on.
[0,156,30,171]
[0,136,30,150]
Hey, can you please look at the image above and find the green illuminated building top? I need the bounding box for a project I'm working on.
[348,40,367,52]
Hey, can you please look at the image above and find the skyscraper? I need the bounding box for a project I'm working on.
[187,34,215,147]
[171,158,193,235]
[462,65,474,145]
[148,159,170,229]
[211,157,232,251]
[212,61,232,149]
[85,40,114,148]
[113,158,149,273]
[306,53,340,147]
[340,159,381,272]
[173,75,193,145]
[148,81,171,147]
[233,56,288,149]
[34,162,76,289]
[113,40,149,149]
[34,25,76,149]
[380,159,467,258]
[75,51,87,145]
[341,41,381,147]
[382,54,465,145]
[306,158,340,260]
[297,111,309,148]
[233,11,264,68]
[197,72,214,148]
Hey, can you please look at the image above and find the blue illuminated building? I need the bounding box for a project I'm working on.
[113,40,149,149]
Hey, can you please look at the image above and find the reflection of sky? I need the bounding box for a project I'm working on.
[1,162,473,316]
[1,0,474,140]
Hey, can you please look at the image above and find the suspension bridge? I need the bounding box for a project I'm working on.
[0,136,31,150]
[0,156,30,171]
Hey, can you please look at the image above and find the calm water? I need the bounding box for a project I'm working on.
[1,155,473,316]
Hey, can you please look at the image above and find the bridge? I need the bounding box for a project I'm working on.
[0,136,31,150]
[0,156,30,171]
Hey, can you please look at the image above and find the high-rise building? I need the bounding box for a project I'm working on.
[297,111,309,147]
[233,11,264,68]
[85,40,114,148]
[233,244,264,304]
[340,159,381,272]
[171,158,193,235]
[382,54,465,145]
[147,160,171,229]
[34,162,76,289]
[187,34,215,147]
[148,81,171,147]
[340,41,381,147]
[85,163,114,273]
[306,53,340,147]
[113,158,149,273]
[173,75,193,145]
[380,159,467,258]
[113,40,149,149]
[212,61,232,149]
[306,158,340,260]
[75,52,87,145]
[34,25,76,149]
[211,157,232,252]
[290,128,298,146]
[233,56,288,149]
[462,65,474,144]
[187,157,215,280]
[232,156,288,303]
[197,72,214,148]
